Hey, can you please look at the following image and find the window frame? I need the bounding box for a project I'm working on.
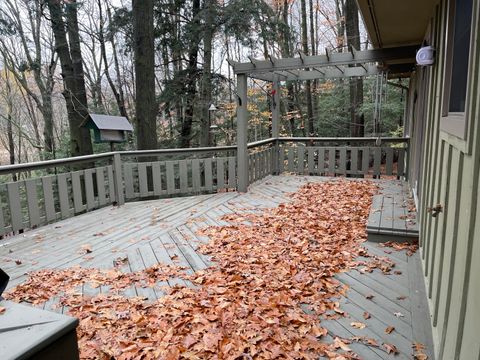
[440,0,475,143]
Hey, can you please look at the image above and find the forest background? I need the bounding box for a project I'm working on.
[0,0,408,165]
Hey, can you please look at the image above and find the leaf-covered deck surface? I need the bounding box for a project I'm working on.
[1,175,433,359]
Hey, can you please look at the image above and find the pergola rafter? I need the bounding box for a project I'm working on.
[228,45,418,81]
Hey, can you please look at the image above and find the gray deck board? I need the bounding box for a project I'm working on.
[367,181,419,243]
[1,175,433,359]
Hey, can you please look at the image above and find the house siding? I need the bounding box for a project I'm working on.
[407,0,480,359]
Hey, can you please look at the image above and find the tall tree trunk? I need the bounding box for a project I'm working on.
[47,0,93,157]
[279,0,297,136]
[300,0,314,136]
[180,0,201,148]
[309,0,318,133]
[199,0,215,147]
[98,0,128,119]
[345,0,364,137]
[133,0,158,150]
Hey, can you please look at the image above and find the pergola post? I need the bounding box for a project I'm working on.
[271,77,280,174]
[236,73,249,192]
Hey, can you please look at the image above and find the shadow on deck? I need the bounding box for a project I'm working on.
[0,175,433,359]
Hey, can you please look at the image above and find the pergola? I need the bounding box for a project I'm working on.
[229,45,418,192]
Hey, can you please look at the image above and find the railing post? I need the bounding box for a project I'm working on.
[112,153,125,205]
[237,73,249,192]
[272,77,280,175]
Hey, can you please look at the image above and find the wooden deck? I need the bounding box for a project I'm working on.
[367,180,419,243]
[0,175,433,359]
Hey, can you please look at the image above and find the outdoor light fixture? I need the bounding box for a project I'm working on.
[416,46,435,66]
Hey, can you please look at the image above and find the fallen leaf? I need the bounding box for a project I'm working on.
[333,337,352,352]
[363,311,371,320]
[366,294,374,300]
[414,354,428,360]
[385,326,395,334]
[397,295,407,300]
[0,307,5,314]
[15,259,22,265]
[384,343,398,354]
[351,322,366,329]
[394,312,404,318]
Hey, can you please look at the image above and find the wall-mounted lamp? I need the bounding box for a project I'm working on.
[416,46,435,66]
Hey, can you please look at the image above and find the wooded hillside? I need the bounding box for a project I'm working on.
[0,0,407,164]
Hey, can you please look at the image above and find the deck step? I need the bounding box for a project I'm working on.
[367,185,419,243]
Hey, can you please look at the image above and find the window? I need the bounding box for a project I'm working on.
[441,0,473,138]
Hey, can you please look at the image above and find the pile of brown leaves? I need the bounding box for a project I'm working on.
[380,241,419,257]
[6,180,380,359]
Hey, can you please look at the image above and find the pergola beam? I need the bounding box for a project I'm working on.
[229,45,418,75]
[249,63,382,82]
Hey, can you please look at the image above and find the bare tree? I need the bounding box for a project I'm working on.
[133,0,157,150]
[47,0,93,157]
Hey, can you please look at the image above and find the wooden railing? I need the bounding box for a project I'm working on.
[0,137,409,237]
[0,146,235,237]
[277,137,409,178]
[247,138,277,184]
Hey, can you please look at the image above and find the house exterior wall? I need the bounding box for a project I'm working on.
[407,0,480,358]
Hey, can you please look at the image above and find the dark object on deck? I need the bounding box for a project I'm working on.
[0,268,8,298]
[0,301,80,360]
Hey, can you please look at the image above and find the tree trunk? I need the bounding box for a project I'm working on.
[133,0,158,150]
[300,0,314,136]
[199,0,215,147]
[98,0,128,119]
[345,0,364,137]
[47,0,93,157]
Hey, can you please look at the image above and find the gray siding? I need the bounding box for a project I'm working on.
[407,0,480,358]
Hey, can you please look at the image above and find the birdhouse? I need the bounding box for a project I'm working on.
[82,114,133,143]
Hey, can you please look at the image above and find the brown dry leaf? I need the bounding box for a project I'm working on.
[366,294,374,300]
[385,326,395,334]
[363,311,371,320]
[384,343,398,354]
[15,259,22,265]
[397,295,407,300]
[0,306,5,314]
[333,337,351,352]
[414,354,428,360]
[351,322,366,329]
